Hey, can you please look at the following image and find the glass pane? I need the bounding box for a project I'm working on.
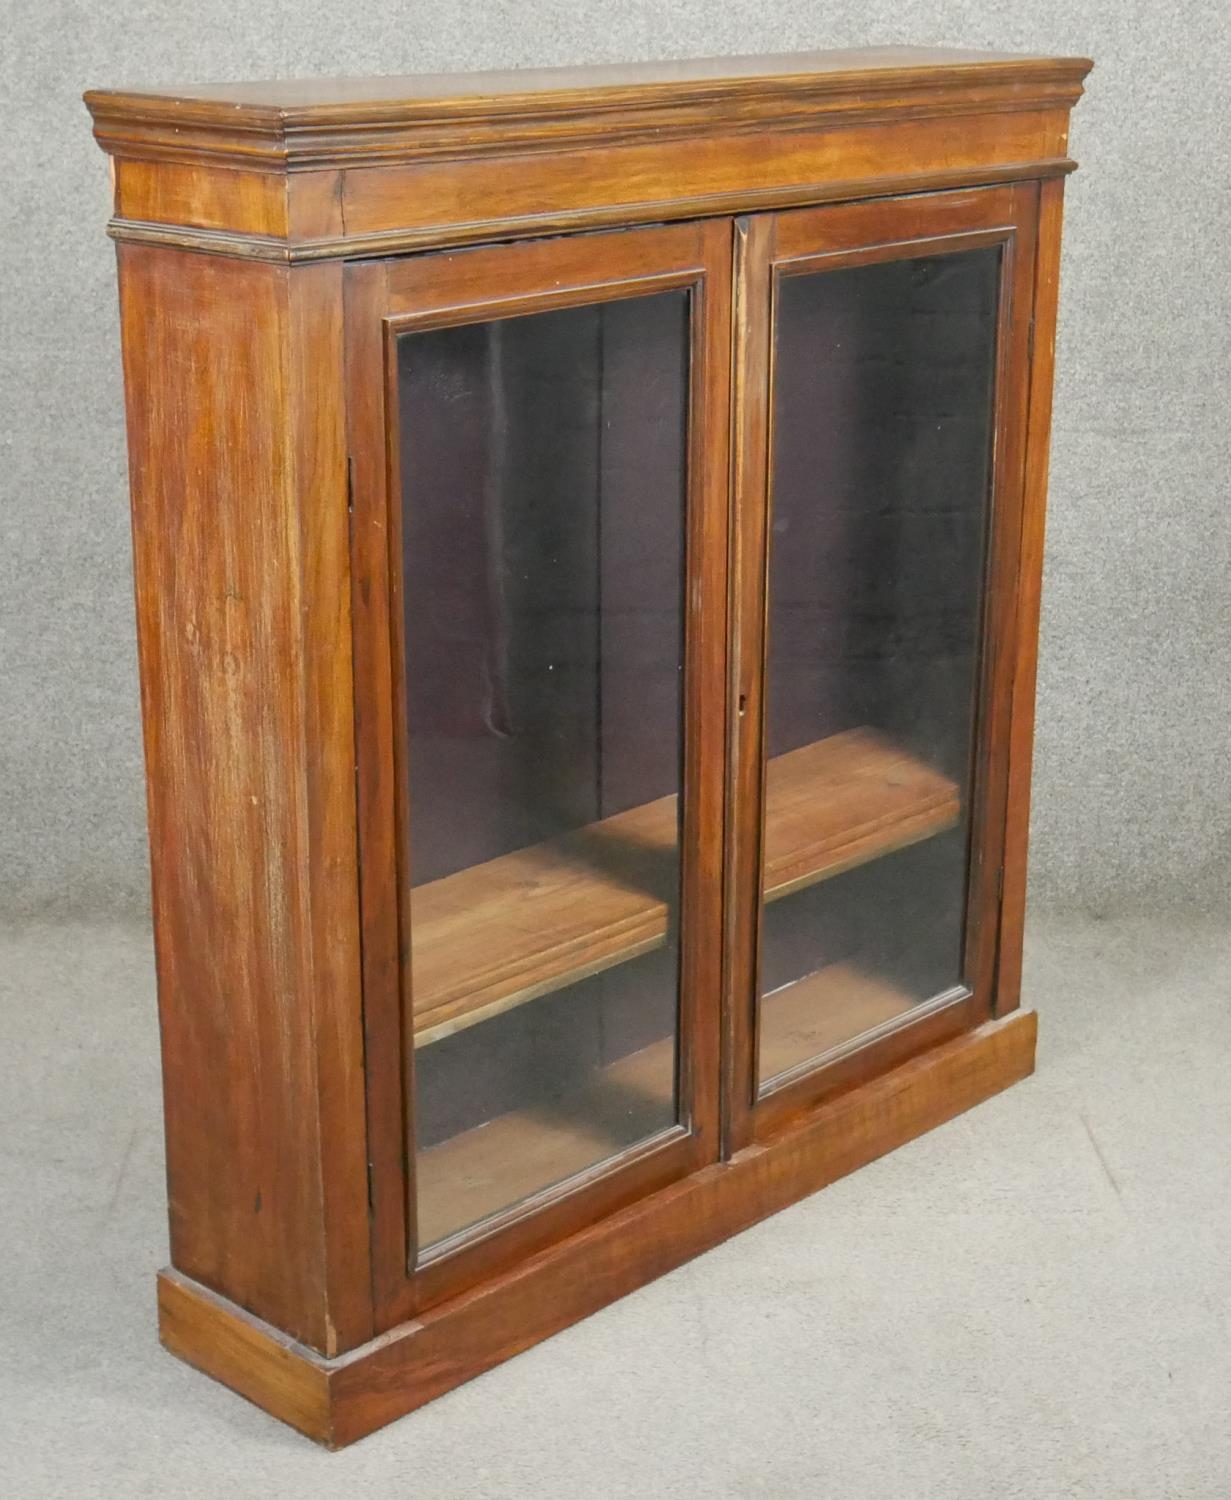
[758,247,1000,1093]
[397,290,689,1251]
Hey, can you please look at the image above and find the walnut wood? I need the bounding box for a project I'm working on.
[411,729,957,1047]
[104,159,1075,266]
[340,258,408,1321]
[157,1008,1037,1447]
[335,115,1066,262]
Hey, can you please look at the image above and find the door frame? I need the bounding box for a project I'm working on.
[344,220,732,1326]
[725,183,1040,1150]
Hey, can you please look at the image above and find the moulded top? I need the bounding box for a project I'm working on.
[87,46,1090,114]
[84,46,1093,171]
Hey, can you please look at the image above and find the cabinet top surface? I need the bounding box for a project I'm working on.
[86,46,1089,116]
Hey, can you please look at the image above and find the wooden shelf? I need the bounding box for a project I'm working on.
[759,963,920,1084]
[417,1036,677,1248]
[416,960,922,1245]
[411,728,958,1046]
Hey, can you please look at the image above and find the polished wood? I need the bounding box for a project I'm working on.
[411,728,956,1047]
[158,1008,1037,1448]
[159,1270,332,1441]
[760,730,957,894]
[85,48,1088,261]
[117,247,371,1356]
[90,45,1088,1443]
[334,116,1067,263]
[726,210,775,1155]
[340,258,407,1321]
[87,47,1088,165]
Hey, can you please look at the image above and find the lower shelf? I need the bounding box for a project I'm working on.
[157,1008,1037,1448]
[759,964,920,1084]
[417,962,924,1248]
[417,1037,677,1249]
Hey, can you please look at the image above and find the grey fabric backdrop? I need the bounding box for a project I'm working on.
[1,2,1227,921]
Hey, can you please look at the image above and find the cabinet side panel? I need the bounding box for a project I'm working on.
[117,245,359,1350]
[996,178,1068,1014]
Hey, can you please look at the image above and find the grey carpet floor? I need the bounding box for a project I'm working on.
[1,912,1228,1498]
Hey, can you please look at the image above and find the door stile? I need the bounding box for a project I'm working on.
[725,214,776,1156]
[343,257,414,1323]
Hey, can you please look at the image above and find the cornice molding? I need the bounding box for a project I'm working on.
[85,52,1093,173]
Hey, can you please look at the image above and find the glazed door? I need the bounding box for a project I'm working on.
[347,221,730,1319]
[727,185,1038,1147]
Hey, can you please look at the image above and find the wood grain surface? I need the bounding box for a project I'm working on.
[118,246,371,1356]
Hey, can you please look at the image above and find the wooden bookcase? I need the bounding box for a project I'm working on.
[85,45,1091,1446]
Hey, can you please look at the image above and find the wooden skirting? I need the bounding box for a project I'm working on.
[158,1008,1037,1448]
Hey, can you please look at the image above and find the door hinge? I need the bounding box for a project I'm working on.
[366,1159,375,1215]
[1027,316,1036,365]
[346,454,356,515]
[997,865,1005,904]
